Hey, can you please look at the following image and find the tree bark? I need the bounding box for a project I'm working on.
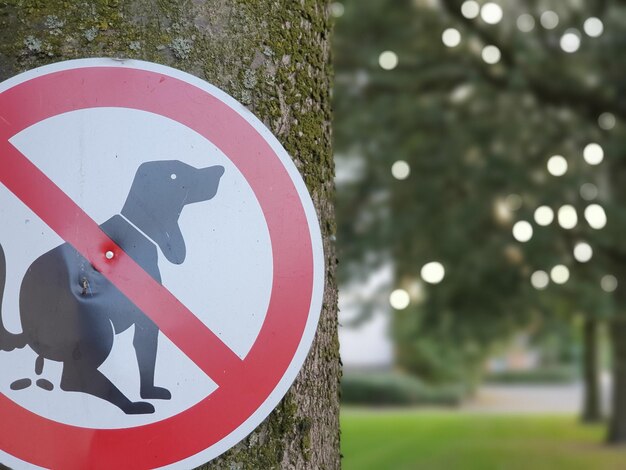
[0,1,340,468]
[608,317,626,443]
[581,317,603,423]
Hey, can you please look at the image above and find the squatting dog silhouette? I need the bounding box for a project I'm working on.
[0,160,224,414]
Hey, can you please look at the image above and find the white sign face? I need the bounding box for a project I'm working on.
[0,59,324,469]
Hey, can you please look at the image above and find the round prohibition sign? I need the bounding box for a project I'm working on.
[0,59,324,469]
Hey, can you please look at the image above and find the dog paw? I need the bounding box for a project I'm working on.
[123,401,155,415]
[141,386,171,400]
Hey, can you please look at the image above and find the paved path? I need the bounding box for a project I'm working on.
[462,378,611,414]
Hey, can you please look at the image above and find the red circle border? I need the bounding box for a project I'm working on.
[0,64,316,469]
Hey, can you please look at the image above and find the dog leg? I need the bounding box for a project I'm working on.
[134,323,171,400]
[60,362,155,414]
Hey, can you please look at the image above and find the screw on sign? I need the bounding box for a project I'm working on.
[0,59,324,469]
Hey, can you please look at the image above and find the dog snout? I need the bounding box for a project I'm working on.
[185,165,225,204]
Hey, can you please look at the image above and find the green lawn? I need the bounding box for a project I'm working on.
[341,409,626,469]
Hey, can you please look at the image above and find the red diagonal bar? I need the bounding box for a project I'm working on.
[0,138,243,384]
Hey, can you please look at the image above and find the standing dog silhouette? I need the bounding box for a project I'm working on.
[0,160,224,414]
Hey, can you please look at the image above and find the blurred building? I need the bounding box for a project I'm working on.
[339,266,394,370]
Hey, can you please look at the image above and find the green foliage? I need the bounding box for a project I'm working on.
[341,372,464,406]
[334,0,626,387]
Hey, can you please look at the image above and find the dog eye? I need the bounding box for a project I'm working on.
[170,174,177,180]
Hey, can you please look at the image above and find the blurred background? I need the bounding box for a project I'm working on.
[332,0,626,468]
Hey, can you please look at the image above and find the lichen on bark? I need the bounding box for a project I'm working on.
[0,0,339,468]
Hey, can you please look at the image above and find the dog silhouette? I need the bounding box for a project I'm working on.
[0,160,224,414]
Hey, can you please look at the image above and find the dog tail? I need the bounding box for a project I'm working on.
[0,244,26,351]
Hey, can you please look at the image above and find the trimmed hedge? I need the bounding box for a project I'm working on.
[341,372,464,406]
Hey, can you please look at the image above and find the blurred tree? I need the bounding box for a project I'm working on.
[334,0,625,440]
[439,0,626,440]
[335,0,533,388]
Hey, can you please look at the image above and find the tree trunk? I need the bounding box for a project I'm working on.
[581,317,603,423]
[0,1,340,468]
[608,317,626,443]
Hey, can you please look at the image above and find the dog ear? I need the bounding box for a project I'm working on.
[156,165,224,263]
[122,161,225,265]
[154,225,186,265]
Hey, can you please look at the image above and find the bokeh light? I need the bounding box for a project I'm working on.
[547,155,567,176]
[534,206,554,226]
[461,0,480,19]
[580,183,598,201]
[550,265,570,284]
[442,28,462,48]
[601,275,618,293]
[517,14,535,32]
[391,160,411,180]
[584,17,604,37]
[560,30,581,53]
[379,51,398,70]
[598,112,616,130]
[421,262,445,284]
[573,242,593,263]
[540,11,559,29]
[389,289,410,310]
[512,220,533,242]
[585,204,607,229]
[482,45,501,64]
[531,270,549,290]
[481,3,503,25]
[331,2,345,18]
[583,143,604,165]
[558,205,578,229]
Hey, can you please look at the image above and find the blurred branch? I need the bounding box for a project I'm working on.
[439,0,626,121]
[362,66,473,95]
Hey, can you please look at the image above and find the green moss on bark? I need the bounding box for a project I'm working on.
[0,1,339,468]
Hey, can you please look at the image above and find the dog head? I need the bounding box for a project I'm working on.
[121,160,225,264]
